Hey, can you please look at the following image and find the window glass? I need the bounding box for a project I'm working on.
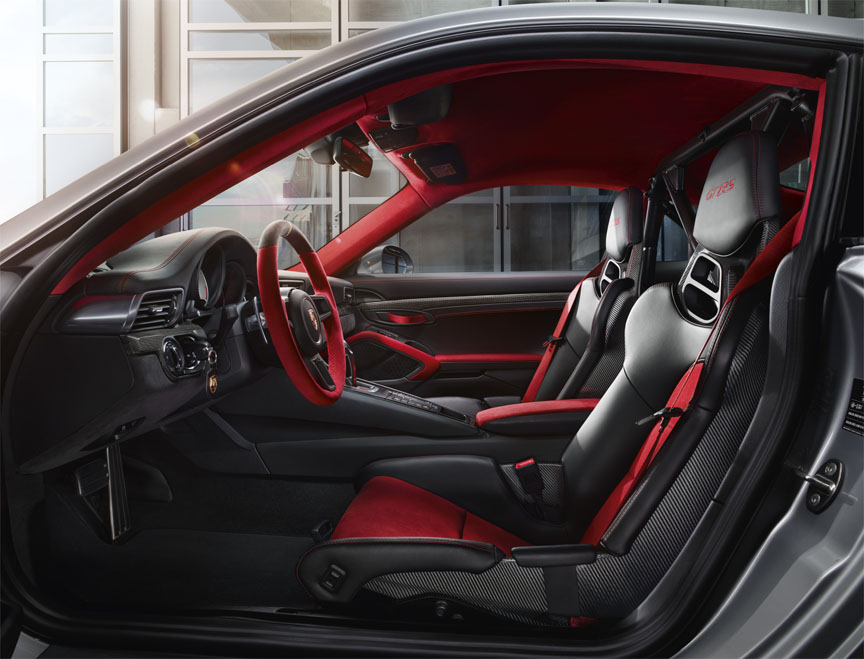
[397,200,496,273]
[377,186,615,274]
[780,158,810,192]
[189,59,293,113]
[188,140,407,268]
[189,0,332,23]
[44,61,114,128]
[508,187,612,271]
[657,216,690,262]
[44,134,113,195]
[189,30,331,51]
[44,33,113,56]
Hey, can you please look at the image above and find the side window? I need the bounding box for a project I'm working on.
[657,216,690,262]
[779,158,810,192]
[381,186,615,273]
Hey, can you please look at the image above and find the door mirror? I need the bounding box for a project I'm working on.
[356,245,414,275]
[333,137,373,178]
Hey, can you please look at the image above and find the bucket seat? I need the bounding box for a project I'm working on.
[429,186,645,417]
[298,131,788,625]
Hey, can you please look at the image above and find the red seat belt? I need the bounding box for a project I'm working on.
[522,260,606,403]
[581,213,799,546]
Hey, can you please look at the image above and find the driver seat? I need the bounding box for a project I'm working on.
[297,131,790,625]
[427,186,645,417]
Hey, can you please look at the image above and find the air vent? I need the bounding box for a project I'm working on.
[279,278,306,290]
[130,290,180,331]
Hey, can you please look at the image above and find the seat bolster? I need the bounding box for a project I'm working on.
[296,538,502,603]
[358,456,575,545]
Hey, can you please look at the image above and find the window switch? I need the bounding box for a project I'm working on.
[319,564,347,592]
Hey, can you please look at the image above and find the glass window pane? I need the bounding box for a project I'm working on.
[665,0,805,12]
[211,150,332,204]
[349,148,406,197]
[44,61,113,128]
[44,33,113,56]
[45,133,113,195]
[191,204,333,266]
[189,30,330,51]
[508,186,614,271]
[191,149,332,258]
[394,201,495,273]
[189,58,293,113]
[348,29,375,38]
[348,0,491,22]
[657,217,690,263]
[189,0,332,23]
[45,0,113,26]
[779,158,810,192]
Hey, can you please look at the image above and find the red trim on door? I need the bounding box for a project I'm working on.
[386,312,428,325]
[346,331,439,380]
[475,399,600,427]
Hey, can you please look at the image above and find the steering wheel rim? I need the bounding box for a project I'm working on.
[257,220,345,405]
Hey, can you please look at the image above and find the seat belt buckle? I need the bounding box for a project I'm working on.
[514,458,544,496]
[636,406,684,428]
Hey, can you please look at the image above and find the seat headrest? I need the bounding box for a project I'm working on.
[605,186,644,262]
[693,131,780,256]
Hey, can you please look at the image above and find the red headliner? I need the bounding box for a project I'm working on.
[54,59,823,292]
[362,69,764,196]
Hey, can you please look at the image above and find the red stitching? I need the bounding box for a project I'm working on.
[118,230,201,293]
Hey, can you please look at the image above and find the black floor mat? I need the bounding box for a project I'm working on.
[33,428,355,613]
[37,488,317,611]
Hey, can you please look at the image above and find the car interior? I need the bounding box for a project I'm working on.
[4,59,825,633]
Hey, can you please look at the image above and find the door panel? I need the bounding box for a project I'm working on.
[344,272,585,398]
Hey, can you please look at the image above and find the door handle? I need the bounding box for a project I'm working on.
[386,312,428,325]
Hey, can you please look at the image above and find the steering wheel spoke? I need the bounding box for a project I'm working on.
[310,294,334,322]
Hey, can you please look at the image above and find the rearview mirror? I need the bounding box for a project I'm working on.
[356,245,414,275]
[333,137,372,178]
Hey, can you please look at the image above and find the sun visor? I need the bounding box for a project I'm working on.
[405,144,466,185]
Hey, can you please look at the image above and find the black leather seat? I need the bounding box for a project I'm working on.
[428,186,645,417]
[298,131,787,625]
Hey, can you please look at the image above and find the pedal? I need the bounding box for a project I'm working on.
[74,445,131,542]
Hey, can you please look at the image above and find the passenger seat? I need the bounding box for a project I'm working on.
[428,186,644,417]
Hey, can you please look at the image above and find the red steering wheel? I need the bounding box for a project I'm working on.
[256,220,345,405]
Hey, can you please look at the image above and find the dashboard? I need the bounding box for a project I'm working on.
[10,227,356,474]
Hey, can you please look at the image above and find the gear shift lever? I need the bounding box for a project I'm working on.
[344,341,357,387]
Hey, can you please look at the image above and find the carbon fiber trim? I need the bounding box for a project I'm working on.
[625,241,643,280]
[500,463,564,506]
[363,559,564,626]
[575,308,768,618]
[359,292,567,313]
[577,289,634,397]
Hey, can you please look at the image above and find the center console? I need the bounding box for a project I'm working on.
[348,379,474,425]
